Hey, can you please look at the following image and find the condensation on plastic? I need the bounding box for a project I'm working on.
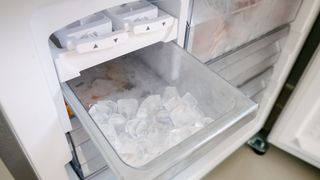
[187,0,302,63]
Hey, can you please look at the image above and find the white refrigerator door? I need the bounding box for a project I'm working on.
[268,46,320,168]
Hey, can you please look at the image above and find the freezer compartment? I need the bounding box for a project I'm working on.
[62,42,257,179]
[187,0,301,62]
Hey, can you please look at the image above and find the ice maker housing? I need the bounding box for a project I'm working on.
[50,0,188,82]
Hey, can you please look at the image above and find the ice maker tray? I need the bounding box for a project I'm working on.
[63,42,257,179]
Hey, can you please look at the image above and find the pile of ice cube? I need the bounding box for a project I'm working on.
[88,86,214,166]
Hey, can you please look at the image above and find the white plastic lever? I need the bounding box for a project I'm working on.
[130,13,174,34]
[73,30,129,53]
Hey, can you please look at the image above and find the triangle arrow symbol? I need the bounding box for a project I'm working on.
[93,44,98,49]
[114,38,118,43]
[146,26,150,31]
[162,22,166,26]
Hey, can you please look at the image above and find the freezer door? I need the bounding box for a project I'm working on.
[268,47,320,168]
[62,42,257,179]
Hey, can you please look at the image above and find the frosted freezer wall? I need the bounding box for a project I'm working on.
[186,0,302,63]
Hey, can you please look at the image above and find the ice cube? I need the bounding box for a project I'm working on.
[168,128,192,147]
[155,109,173,126]
[137,95,161,117]
[136,107,148,119]
[135,120,149,137]
[99,124,117,146]
[163,96,183,112]
[126,119,149,138]
[148,120,173,136]
[97,100,117,113]
[115,133,146,165]
[162,86,180,104]
[115,133,143,156]
[88,104,112,124]
[108,114,127,136]
[89,113,108,125]
[182,92,198,107]
[170,105,203,127]
[147,132,169,153]
[117,98,138,120]
[136,138,154,157]
[126,119,139,138]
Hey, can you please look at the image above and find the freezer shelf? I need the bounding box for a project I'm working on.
[207,26,288,87]
[187,0,301,63]
[62,42,257,179]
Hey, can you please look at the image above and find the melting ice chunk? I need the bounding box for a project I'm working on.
[117,98,138,120]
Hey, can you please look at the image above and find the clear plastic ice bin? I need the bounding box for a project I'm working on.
[62,42,258,180]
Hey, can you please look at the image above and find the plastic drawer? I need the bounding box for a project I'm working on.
[62,42,257,179]
[186,0,301,62]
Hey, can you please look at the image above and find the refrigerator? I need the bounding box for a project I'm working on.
[0,0,319,179]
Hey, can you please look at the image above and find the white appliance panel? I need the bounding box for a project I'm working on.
[269,47,320,168]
